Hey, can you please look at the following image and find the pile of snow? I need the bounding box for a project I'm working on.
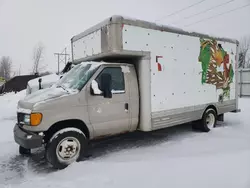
[0,91,250,188]
[0,90,26,121]
[0,90,26,154]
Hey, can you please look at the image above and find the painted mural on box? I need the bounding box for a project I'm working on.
[198,38,234,100]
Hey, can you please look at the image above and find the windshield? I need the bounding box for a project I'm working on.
[56,63,100,91]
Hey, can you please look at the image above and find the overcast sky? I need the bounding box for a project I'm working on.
[0,0,250,75]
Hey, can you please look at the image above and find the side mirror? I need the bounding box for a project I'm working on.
[90,80,102,95]
[100,73,112,98]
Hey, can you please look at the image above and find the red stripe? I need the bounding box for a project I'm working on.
[156,56,163,71]
[157,63,162,71]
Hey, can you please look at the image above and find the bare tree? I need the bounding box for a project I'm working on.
[32,42,45,74]
[0,56,12,80]
[238,36,250,68]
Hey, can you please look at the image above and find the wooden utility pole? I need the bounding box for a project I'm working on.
[19,64,21,76]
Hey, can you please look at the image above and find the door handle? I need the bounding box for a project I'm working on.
[125,103,129,112]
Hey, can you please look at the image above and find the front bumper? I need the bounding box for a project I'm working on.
[13,124,43,149]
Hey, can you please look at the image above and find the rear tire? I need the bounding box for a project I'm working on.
[19,146,31,155]
[45,128,87,169]
[197,108,217,132]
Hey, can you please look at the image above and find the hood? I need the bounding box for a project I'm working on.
[18,86,72,110]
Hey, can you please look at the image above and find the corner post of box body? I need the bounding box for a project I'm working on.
[137,52,152,132]
[234,42,241,113]
[239,69,243,98]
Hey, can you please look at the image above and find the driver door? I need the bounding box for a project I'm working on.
[87,66,130,138]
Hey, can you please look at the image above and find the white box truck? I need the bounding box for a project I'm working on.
[13,15,240,169]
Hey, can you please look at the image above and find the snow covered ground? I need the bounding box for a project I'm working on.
[0,91,249,188]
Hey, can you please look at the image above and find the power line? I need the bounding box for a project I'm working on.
[184,3,250,27]
[155,0,207,22]
[171,0,235,24]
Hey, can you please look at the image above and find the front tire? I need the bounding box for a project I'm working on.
[197,108,217,132]
[45,128,87,169]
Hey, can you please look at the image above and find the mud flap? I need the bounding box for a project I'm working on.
[217,114,224,122]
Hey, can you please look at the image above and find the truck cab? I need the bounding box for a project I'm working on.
[14,61,139,169]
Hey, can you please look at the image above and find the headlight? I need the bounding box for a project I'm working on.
[22,113,43,126]
[23,114,30,125]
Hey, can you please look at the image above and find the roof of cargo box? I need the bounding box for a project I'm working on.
[71,15,238,44]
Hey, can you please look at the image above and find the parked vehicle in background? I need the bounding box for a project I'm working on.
[13,15,240,169]
[26,62,74,95]
[0,77,5,95]
[1,75,38,95]
[0,77,5,86]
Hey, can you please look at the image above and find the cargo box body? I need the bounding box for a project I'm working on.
[71,15,239,131]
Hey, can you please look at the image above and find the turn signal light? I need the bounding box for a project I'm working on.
[30,113,43,126]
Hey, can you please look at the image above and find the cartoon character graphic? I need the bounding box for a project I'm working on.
[198,38,234,100]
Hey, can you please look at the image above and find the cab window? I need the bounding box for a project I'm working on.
[96,67,125,94]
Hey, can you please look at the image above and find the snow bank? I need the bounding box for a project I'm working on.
[0,90,26,120]
[15,150,250,188]
[0,90,26,148]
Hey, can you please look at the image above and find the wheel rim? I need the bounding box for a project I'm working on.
[56,137,81,164]
[206,113,215,129]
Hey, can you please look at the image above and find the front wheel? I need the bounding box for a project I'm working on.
[45,128,87,169]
